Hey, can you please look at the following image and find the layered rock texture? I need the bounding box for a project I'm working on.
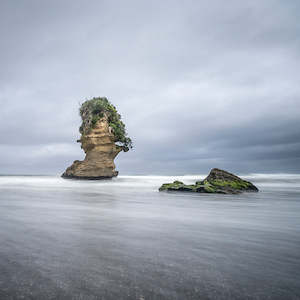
[159,168,259,194]
[62,114,123,179]
[62,97,132,180]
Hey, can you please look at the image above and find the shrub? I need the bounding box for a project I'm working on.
[79,97,132,150]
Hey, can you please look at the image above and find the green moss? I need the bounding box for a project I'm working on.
[79,97,132,150]
[159,171,257,194]
[173,180,183,185]
[203,185,216,193]
[159,184,171,191]
[186,185,198,191]
[159,181,196,192]
[210,179,250,190]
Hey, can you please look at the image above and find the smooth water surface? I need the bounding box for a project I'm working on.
[0,174,300,299]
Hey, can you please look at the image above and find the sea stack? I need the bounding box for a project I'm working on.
[62,97,132,179]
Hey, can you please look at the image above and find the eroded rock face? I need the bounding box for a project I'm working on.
[159,168,259,194]
[62,115,123,179]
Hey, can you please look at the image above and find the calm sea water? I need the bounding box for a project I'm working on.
[0,174,300,300]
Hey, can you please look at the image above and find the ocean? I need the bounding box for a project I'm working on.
[0,174,299,299]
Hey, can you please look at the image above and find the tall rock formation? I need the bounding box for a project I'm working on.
[62,97,132,179]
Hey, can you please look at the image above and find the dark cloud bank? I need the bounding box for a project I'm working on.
[0,0,299,175]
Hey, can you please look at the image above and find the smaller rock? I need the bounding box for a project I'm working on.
[159,181,196,192]
[159,168,259,194]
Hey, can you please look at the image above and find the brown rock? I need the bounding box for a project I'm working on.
[204,168,244,182]
[62,114,123,179]
[203,168,259,192]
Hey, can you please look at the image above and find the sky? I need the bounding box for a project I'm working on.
[0,0,299,175]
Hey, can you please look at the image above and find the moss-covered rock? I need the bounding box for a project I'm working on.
[79,97,132,151]
[159,168,259,194]
[204,168,258,193]
[159,181,196,192]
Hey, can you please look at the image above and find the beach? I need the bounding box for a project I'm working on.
[0,174,299,299]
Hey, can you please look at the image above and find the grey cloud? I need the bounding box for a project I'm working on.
[0,0,299,175]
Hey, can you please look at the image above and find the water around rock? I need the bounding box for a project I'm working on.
[0,174,299,299]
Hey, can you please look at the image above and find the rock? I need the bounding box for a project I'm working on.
[62,114,123,179]
[62,97,132,180]
[159,168,259,194]
[203,168,258,193]
[159,181,196,192]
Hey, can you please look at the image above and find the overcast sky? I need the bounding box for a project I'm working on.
[0,0,299,175]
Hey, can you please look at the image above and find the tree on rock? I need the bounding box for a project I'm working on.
[79,97,132,151]
[62,97,132,179]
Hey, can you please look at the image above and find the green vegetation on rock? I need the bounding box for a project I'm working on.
[79,97,132,151]
[209,179,250,189]
[158,168,259,194]
[159,181,196,192]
